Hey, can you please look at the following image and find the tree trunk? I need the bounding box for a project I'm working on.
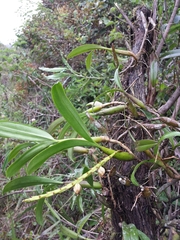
[102,6,159,239]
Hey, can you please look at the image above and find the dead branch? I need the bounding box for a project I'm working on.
[158,87,180,115]
[114,3,135,31]
[156,0,180,56]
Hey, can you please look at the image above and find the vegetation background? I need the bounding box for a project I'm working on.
[0,0,180,239]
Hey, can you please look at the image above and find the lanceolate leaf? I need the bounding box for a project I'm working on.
[3,176,63,194]
[0,121,54,142]
[114,68,123,90]
[60,224,91,240]
[39,66,67,73]
[67,44,136,60]
[6,142,52,177]
[35,199,45,226]
[131,160,154,186]
[77,213,92,235]
[159,131,180,143]
[135,139,157,152]
[150,60,158,87]
[27,139,98,174]
[47,116,65,134]
[85,51,93,71]
[7,142,34,162]
[161,49,180,60]
[51,83,94,143]
[67,44,109,59]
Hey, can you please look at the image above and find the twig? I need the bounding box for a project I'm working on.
[156,0,180,56]
[158,87,180,115]
[114,3,135,31]
[152,0,158,23]
[156,179,179,196]
[172,96,180,119]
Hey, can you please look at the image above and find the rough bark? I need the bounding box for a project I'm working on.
[102,6,159,239]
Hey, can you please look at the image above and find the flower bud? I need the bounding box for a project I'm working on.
[73,183,82,195]
[98,166,105,177]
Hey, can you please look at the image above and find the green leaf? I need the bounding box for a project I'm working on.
[138,229,150,240]
[7,142,34,162]
[60,224,79,239]
[51,83,95,143]
[35,199,45,226]
[131,160,153,186]
[67,44,109,59]
[150,60,158,87]
[161,49,180,60]
[77,213,92,235]
[114,68,123,90]
[61,222,94,239]
[0,121,54,142]
[58,122,72,139]
[169,23,180,34]
[135,139,157,152]
[122,222,132,240]
[83,166,93,187]
[102,17,114,26]
[77,195,84,213]
[39,66,67,73]
[27,139,97,174]
[6,142,52,177]
[45,200,60,221]
[45,72,70,80]
[3,176,62,194]
[67,131,78,161]
[159,131,180,143]
[47,116,65,134]
[129,224,139,240]
[85,51,93,71]
[122,222,139,240]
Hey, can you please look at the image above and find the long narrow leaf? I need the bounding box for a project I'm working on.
[159,131,180,143]
[47,116,65,134]
[35,199,45,226]
[27,139,98,174]
[3,176,63,193]
[114,68,123,90]
[161,49,180,60]
[130,160,154,186]
[67,44,109,59]
[0,121,54,142]
[6,142,52,177]
[67,44,136,59]
[39,66,67,73]
[77,213,92,235]
[85,51,93,71]
[7,142,34,162]
[135,139,157,152]
[51,83,94,143]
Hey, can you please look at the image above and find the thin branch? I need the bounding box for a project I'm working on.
[152,0,158,23]
[156,179,179,195]
[114,3,135,31]
[172,96,180,119]
[158,86,180,115]
[156,0,180,56]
